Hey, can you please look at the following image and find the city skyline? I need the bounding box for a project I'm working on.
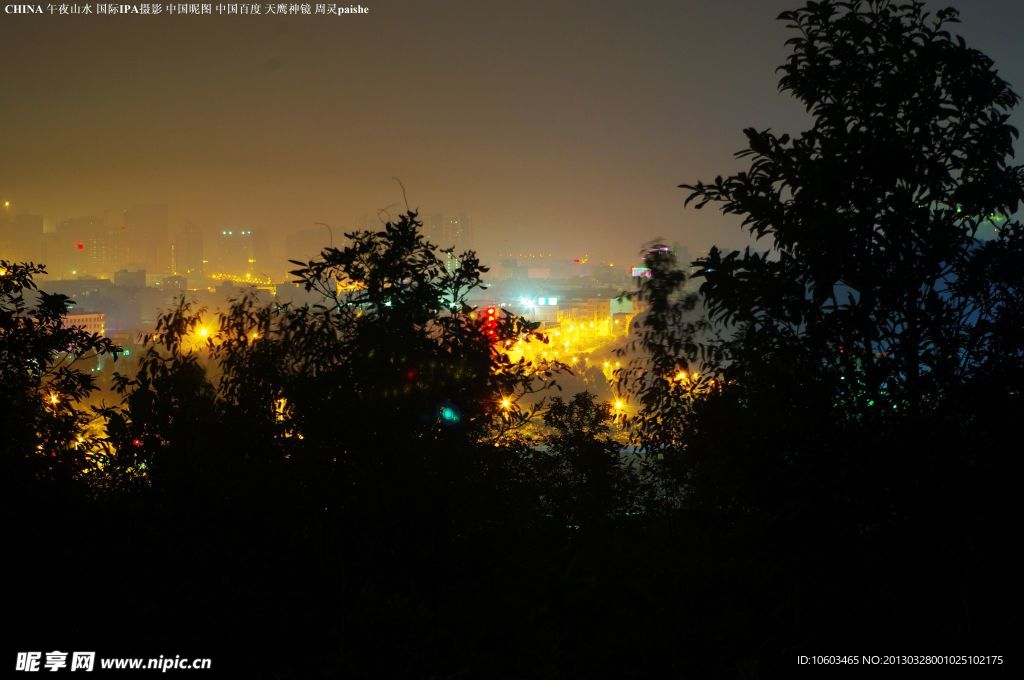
[5,0,1023,267]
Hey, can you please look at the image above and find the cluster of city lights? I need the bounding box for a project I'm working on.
[208,272,273,286]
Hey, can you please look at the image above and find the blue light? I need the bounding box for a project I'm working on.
[438,402,461,425]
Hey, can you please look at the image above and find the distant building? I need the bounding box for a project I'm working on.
[45,216,109,278]
[40,278,114,301]
[210,228,269,279]
[123,204,170,276]
[592,263,627,286]
[631,266,652,278]
[423,213,474,273]
[0,209,43,264]
[172,223,204,279]
[162,275,188,292]
[531,297,559,323]
[114,269,147,288]
[425,213,473,251]
[65,311,106,336]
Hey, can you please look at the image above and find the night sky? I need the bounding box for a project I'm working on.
[3,0,1024,262]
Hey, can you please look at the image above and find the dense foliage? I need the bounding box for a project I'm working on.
[0,260,120,485]
[620,0,1022,662]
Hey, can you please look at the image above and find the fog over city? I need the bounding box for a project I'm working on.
[4,0,1019,280]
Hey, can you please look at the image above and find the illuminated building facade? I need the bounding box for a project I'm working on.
[65,311,106,337]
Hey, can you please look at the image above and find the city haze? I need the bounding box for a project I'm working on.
[3,0,1024,271]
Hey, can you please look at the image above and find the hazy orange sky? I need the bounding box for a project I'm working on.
[3,0,1023,263]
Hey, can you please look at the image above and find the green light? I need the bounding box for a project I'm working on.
[440,406,460,423]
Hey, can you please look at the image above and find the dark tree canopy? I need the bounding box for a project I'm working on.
[622,0,1024,454]
[0,260,121,485]
[680,0,1024,415]
[617,0,1022,658]
[103,211,561,496]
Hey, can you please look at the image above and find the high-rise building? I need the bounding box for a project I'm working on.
[162,275,188,292]
[448,213,473,252]
[209,228,268,279]
[114,268,146,289]
[172,222,204,278]
[0,208,43,264]
[422,213,474,272]
[123,204,170,275]
[47,216,108,278]
[421,213,473,251]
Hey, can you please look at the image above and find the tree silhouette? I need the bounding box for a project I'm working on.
[81,212,584,676]
[0,260,121,485]
[107,212,559,480]
[535,391,640,528]
[618,0,1023,660]
[682,0,1024,416]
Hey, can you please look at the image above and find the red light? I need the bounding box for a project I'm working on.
[76,242,84,250]
[480,307,499,342]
